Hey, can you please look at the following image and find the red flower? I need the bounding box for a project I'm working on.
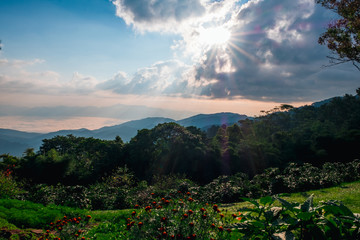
[161,217,167,222]
[188,209,194,215]
[213,205,218,211]
[202,214,207,219]
[189,222,194,227]
[134,204,140,209]
[211,223,216,228]
[183,213,188,218]
[226,228,232,233]
[218,226,224,231]
[138,222,143,228]
[200,208,206,213]
[131,211,136,216]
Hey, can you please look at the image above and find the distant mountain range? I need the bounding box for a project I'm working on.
[0,112,249,157]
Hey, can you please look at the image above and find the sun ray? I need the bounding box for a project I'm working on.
[228,41,258,62]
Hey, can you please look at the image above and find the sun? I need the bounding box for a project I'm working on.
[198,26,231,47]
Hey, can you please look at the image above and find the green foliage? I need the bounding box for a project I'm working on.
[19,135,125,185]
[0,199,88,229]
[40,215,92,240]
[198,174,251,203]
[0,164,22,199]
[124,191,236,240]
[317,0,360,70]
[236,195,360,239]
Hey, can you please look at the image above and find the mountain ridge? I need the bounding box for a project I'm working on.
[0,112,247,156]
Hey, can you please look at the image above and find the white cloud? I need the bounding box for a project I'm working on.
[0,58,100,95]
[98,59,192,96]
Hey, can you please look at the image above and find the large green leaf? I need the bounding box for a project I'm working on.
[300,194,313,212]
[259,196,274,206]
[297,212,314,221]
[274,196,296,210]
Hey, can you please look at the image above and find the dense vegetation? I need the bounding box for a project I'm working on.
[0,92,359,208]
[1,91,360,239]
[2,93,360,186]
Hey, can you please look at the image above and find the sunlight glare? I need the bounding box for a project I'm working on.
[199,26,231,46]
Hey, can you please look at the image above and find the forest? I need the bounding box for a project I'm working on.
[1,91,360,204]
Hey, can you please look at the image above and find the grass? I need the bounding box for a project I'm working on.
[222,180,360,213]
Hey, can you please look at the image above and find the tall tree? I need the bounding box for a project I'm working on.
[317,0,360,70]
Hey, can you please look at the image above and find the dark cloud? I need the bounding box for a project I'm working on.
[112,0,205,31]
[193,0,359,101]
[107,0,359,102]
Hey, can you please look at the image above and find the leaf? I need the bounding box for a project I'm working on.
[323,218,341,239]
[274,196,295,210]
[300,194,313,212]
[249,220,264,228]
[260,196,274,206]
[297,212,313,221]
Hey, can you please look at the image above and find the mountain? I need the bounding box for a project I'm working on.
[177,112,248,130]
[0,113,247,157]
[91,117,175,140]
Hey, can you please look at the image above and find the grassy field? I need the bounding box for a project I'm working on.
[222,180,360,213]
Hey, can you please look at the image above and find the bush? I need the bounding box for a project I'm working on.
[124,191,238,239]
[236,195,360,239]
[0,167,22,199]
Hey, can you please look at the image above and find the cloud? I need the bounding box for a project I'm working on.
[107,0,358,102]
[190,0,359,101]
[98,60,193,96]
[0,58,99,95]
[111,0,206,32]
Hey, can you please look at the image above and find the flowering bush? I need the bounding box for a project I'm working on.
[125,191,239,239]
[39,214,92,240]
[0,164,22,199]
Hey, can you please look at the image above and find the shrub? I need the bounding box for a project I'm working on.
[236,195,360,239]
[0,166,23,199]
[124,191,238,239]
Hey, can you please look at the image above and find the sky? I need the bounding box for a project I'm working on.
[0,0,359,133]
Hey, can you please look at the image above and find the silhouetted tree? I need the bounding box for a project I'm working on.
[317,0,360,70]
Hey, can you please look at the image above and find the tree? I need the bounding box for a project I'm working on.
[317,0,360,70]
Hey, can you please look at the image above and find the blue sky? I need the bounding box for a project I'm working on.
[0,0,359,132]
